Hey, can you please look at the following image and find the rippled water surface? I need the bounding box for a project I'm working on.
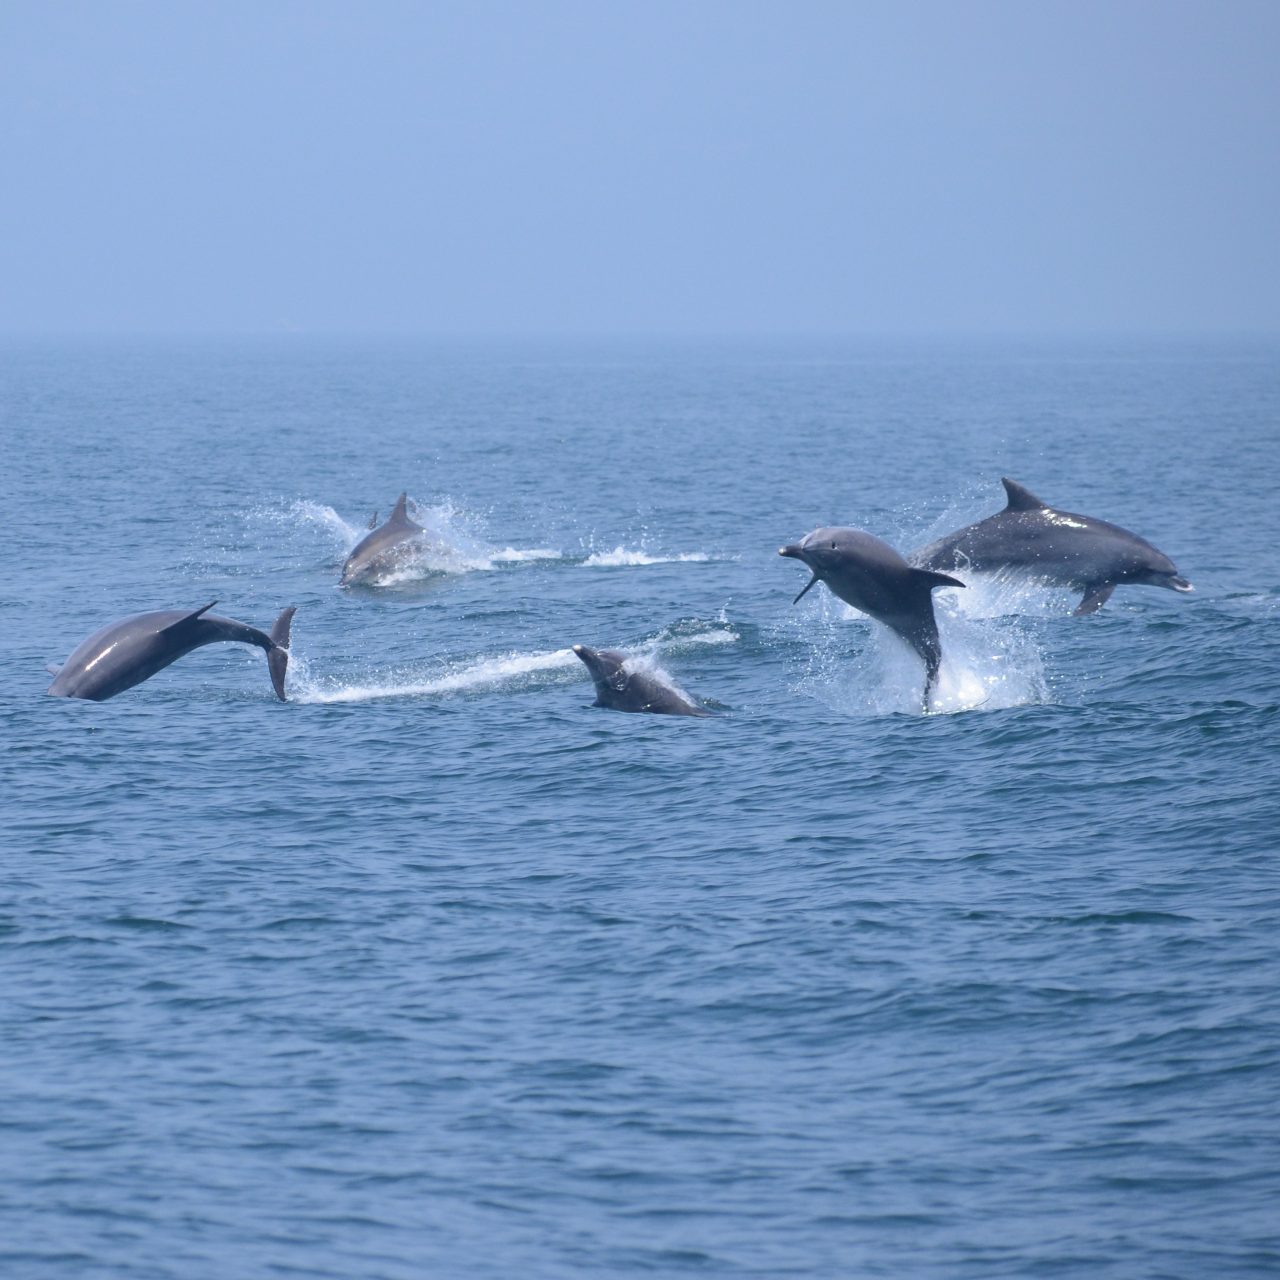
[3,338,1279,1278]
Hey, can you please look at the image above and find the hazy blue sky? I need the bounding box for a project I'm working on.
[2,0,1277,336]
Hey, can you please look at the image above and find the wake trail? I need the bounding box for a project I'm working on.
[287,620,740,706]
[288,647,579,705]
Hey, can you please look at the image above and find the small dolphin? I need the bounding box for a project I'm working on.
[340,493,426,586]
[911,478,1193,614]
[47,603,296,701]
[780,528,964,712]
[572,644,712,716]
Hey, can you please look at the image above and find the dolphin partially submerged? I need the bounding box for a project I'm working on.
[572,644,712,716]
[47,603,296,701]
[340,493,427,586]
[780,528,964,712]
[911,478,1193,614]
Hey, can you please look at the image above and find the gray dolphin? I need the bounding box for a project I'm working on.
[572,644,712,716]
[47,603,296,701]
[340,493,426,586]
[911,478,1193,614]
[780,528,964,711]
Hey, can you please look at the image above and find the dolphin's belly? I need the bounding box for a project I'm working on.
[50,624,191,699]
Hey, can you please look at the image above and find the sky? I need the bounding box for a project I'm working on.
[1,0,1277,337]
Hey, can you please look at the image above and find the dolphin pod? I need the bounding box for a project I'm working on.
[47,603,296,702]
[780,529,964,712]
[911,478,1193,615]
[44,478,1193,712]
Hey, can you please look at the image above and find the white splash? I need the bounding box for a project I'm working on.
[941,569,1080,620]
[799,593,1047,717]
[261,499,363,555]
[646,621,739,653]
[581,546,712,567]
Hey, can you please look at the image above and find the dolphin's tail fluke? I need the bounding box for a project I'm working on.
[896,620,944,715]
[267,607,296,701]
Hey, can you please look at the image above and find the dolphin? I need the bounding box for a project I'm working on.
[340,493,427,586]
[910,478,1193,614]
[572,644,712,716]
[47,603,296,701]
[780,528,964,711]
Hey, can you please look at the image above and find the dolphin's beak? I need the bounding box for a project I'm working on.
[1170,576,1194,593]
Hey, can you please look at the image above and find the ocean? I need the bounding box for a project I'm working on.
[2,336,1278,1278]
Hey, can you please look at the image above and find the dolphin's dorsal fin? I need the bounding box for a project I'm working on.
[45,662,62,677]
[388,492,411,526]
[161,601,218,634]
[1001,478,1047,512]
[367,510,379,530]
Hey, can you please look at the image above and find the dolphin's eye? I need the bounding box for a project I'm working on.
[830,541,837,550]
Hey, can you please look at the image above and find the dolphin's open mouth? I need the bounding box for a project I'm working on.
[1171,575,1194,592]
[779,546,821,603]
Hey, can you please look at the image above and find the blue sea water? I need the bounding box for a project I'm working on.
[2,337,1279,1279]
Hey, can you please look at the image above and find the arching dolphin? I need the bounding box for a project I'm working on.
[572,644,712,716]
[47,603,296,701]
[910,478,1193,614]
[780,528,964,711]
[340,493,426,586]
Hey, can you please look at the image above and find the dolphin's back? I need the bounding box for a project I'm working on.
[915,504,1176,584]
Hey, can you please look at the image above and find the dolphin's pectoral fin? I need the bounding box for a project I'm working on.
[159,601,218,635]
[1001,478,1049,512]
[1074,583,1116,615]
[792,573,821,605]
[911,568,966,592]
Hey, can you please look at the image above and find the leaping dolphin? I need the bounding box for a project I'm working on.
[780,528,964,712]
[910,478,1193,614]
[572,644,712,716]
[47,603,296,701]
[340,493,427,586]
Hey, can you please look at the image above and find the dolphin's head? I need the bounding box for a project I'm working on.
[779,527,869,602]
[572,644,630,695]
[1126,543,1194,595]
[781,527,873,568]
